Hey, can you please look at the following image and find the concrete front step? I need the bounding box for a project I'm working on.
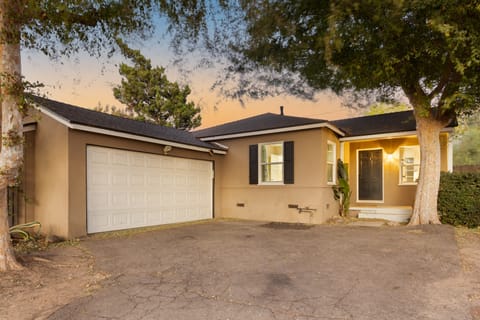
[350,206,412,223]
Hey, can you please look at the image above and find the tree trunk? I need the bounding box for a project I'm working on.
[0,185,21,270]
[0,0,23,271]
[408,115,445,225]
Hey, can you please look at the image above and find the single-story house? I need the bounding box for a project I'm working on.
[13,97,454,238]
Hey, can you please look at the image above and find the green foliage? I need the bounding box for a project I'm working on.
[94,103,134,119]
[332,159,351,217]
[454,127,480,165]
[2,1,155,58]
[453,113,480,165]
[113,40,201,130]
[438,172,480,228]
[166,0,480,119]
[365,103,412,116]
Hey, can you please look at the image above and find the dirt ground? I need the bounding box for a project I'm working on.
[455,227,480,319]
[1,221,479,320]
[0,243,109,320]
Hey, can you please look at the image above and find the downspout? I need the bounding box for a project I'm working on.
[339,142,345,162]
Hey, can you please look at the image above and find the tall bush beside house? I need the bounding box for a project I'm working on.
[333,159,351,217]
[438,172,480,228]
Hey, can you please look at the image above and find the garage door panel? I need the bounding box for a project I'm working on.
[89,212,109,229]
[130,192,146,207]
[131,154,146,167]
[87,146,213,233]
[146,156,162,168]
[130,211,146,225]
[147,175,162,186]
[111,192,129,207]
[162,157,175,169]
[112,211,129,227]
[131,174,145,186]
[149,208,175,224]
[90,149,109,164]
[112,173,128,186]
[88,192,109,210]
[112,152,129,166]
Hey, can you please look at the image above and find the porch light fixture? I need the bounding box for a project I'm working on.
[163,145,172,155]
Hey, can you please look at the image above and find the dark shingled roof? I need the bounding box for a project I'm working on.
[193,112,328,138]
[32,96,226,151]
[331,110,417,136]
[331,110,457,137]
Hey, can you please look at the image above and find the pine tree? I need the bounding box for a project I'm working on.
[113,40,201,130]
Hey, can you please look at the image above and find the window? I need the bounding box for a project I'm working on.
[249,141,294,185]
[400,146,420,184]
[327,141,336,184]
[260,142,284,183]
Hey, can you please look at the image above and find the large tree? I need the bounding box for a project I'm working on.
[164,0,480,225]
[113,40,201,130]
[0,0,154,271]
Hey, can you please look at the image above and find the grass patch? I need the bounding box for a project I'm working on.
[13,236,81,254]
[455,226,480,242]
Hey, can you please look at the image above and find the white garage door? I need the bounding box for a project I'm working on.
[87,146,213,233]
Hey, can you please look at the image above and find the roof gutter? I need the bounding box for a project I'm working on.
[339,127,454,142]
[199,122,345,141]
[36,105,227,155]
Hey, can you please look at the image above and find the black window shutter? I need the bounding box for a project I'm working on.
[284,141,294,184]
[249,144,258,184]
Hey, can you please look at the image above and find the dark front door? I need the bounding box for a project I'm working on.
[358,149,383,201]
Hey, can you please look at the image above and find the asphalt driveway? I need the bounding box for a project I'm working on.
[49,220,473,320]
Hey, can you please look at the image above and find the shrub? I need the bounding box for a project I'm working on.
[438,172,480,228]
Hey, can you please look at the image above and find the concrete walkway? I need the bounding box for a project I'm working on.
[49,221,472,320]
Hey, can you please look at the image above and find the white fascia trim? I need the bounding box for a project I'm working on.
[199,122,345,141]
[339,128,453,142]
[36,105,72,128]
[340,130,419,141]
[70,123,227,154]
[210,141,230,150]
[339,141,345,162]
[36,105,227,155]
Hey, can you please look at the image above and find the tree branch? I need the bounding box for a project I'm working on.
[427,61,453,100]
[401,79,429,110]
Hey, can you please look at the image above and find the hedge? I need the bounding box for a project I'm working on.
[438,172,480,228]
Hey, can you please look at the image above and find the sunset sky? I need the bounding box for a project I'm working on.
[21,30,357,129]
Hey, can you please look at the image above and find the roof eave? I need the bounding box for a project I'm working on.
[339,127,454,142]
[35,104,227,155]
[199,122,345,141]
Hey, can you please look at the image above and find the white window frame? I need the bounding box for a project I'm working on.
[258,141,284,185]
[327,141,336,185]
[399,145,420,185]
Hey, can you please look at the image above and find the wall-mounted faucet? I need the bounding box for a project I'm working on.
[288,204,317,214]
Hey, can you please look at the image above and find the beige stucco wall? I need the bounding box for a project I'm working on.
[67,129,223,238]
[33,113,70,238]
[345,133,450,208]
[214,128,340,224]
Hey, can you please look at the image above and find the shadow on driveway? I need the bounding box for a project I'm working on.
[49,220,472,320]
